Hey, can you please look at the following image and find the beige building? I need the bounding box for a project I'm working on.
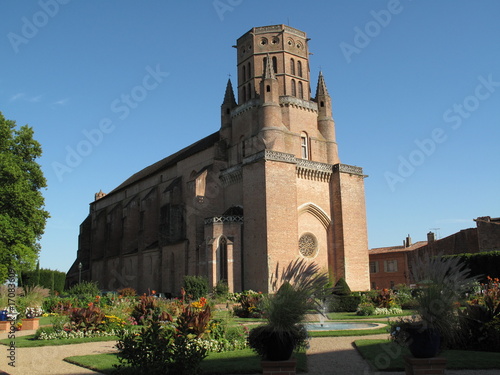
[66,25,370,294]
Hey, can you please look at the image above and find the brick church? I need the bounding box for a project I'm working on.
[66,25,370,294]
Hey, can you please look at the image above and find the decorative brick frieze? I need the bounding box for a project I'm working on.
[220,165,243,186]
[204,215,244,225]
[279,96,318,112]
[296,159,333,182]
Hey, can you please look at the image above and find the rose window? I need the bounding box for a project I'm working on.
[299,233,318,258]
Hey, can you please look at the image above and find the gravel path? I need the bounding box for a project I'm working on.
[1,329,499,374]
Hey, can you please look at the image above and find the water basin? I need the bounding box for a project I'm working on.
[305,322,381,331]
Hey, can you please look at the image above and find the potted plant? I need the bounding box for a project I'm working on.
[21,306,43,330]
[248,259,330,362]
[390,255,477,358]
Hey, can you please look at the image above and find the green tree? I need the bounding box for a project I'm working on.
[0,112,49,282]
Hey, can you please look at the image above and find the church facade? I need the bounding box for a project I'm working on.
[66,25,370,294]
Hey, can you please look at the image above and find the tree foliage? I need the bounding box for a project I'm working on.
[0,112,49,282]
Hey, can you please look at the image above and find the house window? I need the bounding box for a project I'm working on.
[242,65,246,82]
[300,132,309,159]
[290,58,295,75]
[291,79,296,96]
[298,81,303,99]
[247,62,251,79]
[298,60,303,77]
[369,261,379,273]
[272,56,277,73]
[384,260,398,273]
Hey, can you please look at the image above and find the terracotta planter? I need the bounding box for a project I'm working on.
[21,318,39,331]
[262,357,296,375]
[0,320,9,332]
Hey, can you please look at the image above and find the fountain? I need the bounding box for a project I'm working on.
[305,322,382,331]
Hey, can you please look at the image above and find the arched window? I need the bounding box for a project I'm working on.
[242,65,246,82]
[219,237,228,282]
[266,84,271,92]
[242,87,246,102]
[298,60,303,77]
[291,79,296,96]
[272,56,277,73]
[247,83,251,99]
[298,81,303,99]
[300,132,309,159]
[247,62,251,80]
[263,57,267,74]
[290,58,295,75]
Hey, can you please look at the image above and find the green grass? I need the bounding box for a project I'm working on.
[355,339,500,371]
[0,334,119,347]
[65,349,308,374]
[38,316,53,326]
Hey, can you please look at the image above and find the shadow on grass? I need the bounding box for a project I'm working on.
[65,349,308,374]
[355,339,500,371]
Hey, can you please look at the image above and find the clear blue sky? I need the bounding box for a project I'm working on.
[1,1,499,273]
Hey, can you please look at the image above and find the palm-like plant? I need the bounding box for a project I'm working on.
[411,255,477,337]
[248,259,330,360]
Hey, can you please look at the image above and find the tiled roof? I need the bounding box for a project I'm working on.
[107,131,220,196]
[369,241,427,255]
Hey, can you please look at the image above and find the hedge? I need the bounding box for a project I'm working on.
[443,251,500,282]
[328,295,362,312]
[20,268,66,294]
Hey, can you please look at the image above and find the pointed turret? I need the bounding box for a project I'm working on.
[315,72,339,164]
[316,71,329,98]
[220,79,237,141]
[223,78,237,107]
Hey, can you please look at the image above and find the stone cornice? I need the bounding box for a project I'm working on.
[334,164,366,176]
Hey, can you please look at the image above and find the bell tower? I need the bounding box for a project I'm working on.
[236,25,311,104]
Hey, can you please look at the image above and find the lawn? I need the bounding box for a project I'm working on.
[355,339,500,371]
[65,349,308,374]
[0,334,119,347]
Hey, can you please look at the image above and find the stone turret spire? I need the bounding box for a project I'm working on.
[315,71,329,98]
[222,79,237,107]
[315,71,338,164]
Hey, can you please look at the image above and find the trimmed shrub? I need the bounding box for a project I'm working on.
[183,275,209,300]
[356,302,375,316]
[66,280,101,296]
[328,295,361,312]
[332,277,351,296]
